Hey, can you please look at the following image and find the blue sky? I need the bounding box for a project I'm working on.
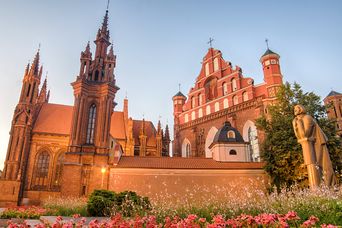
[0,1,341,169]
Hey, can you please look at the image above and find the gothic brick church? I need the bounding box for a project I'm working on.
[172,46,283,160]
[0,10,271,206]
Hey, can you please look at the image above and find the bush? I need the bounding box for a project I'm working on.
[0,206,48,219]
[87,190,151,217]
[112,191,151,217]
[87,189,115,216]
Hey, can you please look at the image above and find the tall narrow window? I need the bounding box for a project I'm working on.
[198,108,203,118]
[205,63,209,76]
[214,58,219,71]
[222,82,228,95]
[186,143,191,157]
[243,91,248,101]
[31,151,50,190]
[52,153,64,191]
[233,95,238,105]
[231,78,237,91]
[86,104,96,144]
[198,94,203,106]
[223,98,229,108]
[191,96,196,108]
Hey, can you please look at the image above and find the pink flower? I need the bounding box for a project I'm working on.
[198,218,206,223]
[285,211,300,221]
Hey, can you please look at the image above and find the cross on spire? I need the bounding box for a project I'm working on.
[107,0,110,10]
[207,37,214,48]
[265,38,269,49]
[178,83,181,92]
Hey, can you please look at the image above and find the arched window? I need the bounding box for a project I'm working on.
[206,105,211,115]
[191,111,196,120]
[223,98,229,109]
[243,91,248,102]
[31,151,50,190]
[191,96,196,108]
[52,153,64,191]
[231,78,237,91]
[198,94,203,106]
[214,102,220,112]
[198,108,203,118]
[227,130,235,138]
[86,104,96,144]
[184,114,189,123]
[222,82,228,95]
[248,127,260,161]
[186,143,191,157]
[204,77,217,101]
[233,95,238,105]
[229,150,237,155]
[205,63,209,76]
[94,70,99,81]
[214,58,219,71]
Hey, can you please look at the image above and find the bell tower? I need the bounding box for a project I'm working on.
[260,46,283,99]
[2,51,43,181]
[62,9,119,197]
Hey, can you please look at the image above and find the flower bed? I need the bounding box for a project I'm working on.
[5,212,339,227]
[0,206,48,219]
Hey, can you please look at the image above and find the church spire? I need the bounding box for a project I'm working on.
[29,50,40,76]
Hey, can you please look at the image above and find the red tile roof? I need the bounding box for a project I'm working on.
[115,156,265,169]
[33,103,73,135]
[110,111,126,139]
[33,103,128,139]
[132,120,156,146]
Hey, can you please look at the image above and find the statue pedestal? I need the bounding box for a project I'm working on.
[298,138,320,188]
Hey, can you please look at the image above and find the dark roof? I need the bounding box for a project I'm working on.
[326,90,341,97]
[212,122,245,143]
[262,48,279,57]
[173,91,186,98]
[115,156,264,169]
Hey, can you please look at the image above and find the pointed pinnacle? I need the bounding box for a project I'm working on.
[30,50,40,76]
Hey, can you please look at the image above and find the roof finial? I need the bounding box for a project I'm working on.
[38,43,41,52]
[208,37,214,48]
[265,38,269,49]
[178,83,181,92]
[107,0,110,10]
[125,90,128,99]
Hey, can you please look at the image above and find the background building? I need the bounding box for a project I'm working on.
[324,90,342,137]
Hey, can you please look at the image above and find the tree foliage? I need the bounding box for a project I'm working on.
[256,82,342,189]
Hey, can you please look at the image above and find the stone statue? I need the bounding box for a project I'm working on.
[292,105,336,188]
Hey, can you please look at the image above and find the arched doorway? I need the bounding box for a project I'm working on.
[205,127,218,158]
[243,120,260,161]
[181,138,191,158]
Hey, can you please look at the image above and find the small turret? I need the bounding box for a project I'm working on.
[260,48,282,87]
[173,91,186,117]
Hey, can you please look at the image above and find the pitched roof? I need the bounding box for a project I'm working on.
[261,48,279,57]
[132,120,157,146]
[173,91,186,98]
[326,90,341,97]
[212,121,245,144]
[115,156,265,169]
[33,103,73,135]
[33,103,127,139]
[110,111,126,139]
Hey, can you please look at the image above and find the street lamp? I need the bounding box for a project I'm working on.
[101,167,106,188]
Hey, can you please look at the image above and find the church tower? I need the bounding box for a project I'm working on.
[172,91,186,157]
[62,9,119,196]
[260,48,283,100]
[2,51,43,181]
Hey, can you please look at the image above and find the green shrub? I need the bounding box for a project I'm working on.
[112,191,151,217]
[87,189,116,216]
[87,190,151,217]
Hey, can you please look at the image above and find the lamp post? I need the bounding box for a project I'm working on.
[101,167,106,189]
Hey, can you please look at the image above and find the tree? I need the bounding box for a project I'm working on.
[256,82,342,189]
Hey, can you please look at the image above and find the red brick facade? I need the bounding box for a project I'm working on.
[324,91,342,137]
[172,48,283,160]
